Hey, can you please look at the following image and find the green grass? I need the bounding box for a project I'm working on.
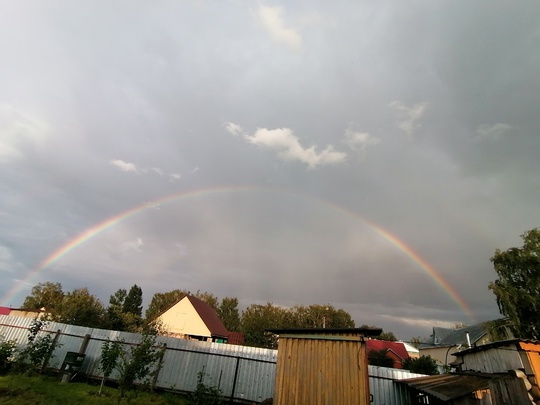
[0,374,191,405]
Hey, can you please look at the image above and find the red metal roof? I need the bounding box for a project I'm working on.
[187,295,229,338]
[366,339,410,360]
[0,306,11,316]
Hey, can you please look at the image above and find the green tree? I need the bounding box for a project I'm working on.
[241,303,290,349]
[145,289,189,323]
[368,349,394,368]
[403,355,439,375]
[379,331,397,341]
[22,282,64,311]
[123,284,143,317]
[55,288,105,328]
[489,228,540,339]
[290,305,355,328]
[107,289,127,331]
[218,297,241,332]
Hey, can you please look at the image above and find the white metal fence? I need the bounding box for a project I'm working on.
[0,315,424,404]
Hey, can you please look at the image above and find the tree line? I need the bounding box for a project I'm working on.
[20,282,391,348]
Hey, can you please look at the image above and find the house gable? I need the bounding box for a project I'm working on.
[157,296,212,339]
[156,295,228,341]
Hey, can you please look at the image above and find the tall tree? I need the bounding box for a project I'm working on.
[55,288,105,328]
[218,297,241,332]
[290,305,355,329]
[22,282,64,310]
[123,284,143,317]
[145,289,189,323]
[489,228,540,339]
[241,303,290,349]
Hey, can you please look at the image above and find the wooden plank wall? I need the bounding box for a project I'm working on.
[273,334,370,405]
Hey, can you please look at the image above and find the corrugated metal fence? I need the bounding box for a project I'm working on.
[0,315,424,404]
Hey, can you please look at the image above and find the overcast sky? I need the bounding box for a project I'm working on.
[1,1,539,340]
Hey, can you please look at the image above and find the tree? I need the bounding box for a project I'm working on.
[123,285,143,317]
[22,282,64,311]
[488,228,540,339]
[145,289,189,323]
[55,288,105,328]
[403,355,439,375]
[218,297,241,332]
[241,303,290,349]
[378,331,397,341]
[368,349,394,368]
[409,336,425,349]
[290,305,355,329]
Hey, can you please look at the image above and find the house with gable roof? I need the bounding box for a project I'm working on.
[155,295,229,343]
[419,322,512,372]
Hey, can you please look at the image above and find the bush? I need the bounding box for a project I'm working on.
[403,355,440,375]
[191,370,224,405]
[12,318,61,374]
[0,339,17,374]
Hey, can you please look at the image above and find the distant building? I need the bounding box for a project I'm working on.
[0,306,11,316]
[419,322,512,373]
[155,295,229,343]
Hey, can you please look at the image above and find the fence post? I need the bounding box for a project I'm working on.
[79,334,91,354]
[41,329,61,373]
[229,357,241,404]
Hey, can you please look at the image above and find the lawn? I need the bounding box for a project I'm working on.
[0,374,191,405]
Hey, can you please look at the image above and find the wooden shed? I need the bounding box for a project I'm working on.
[269,327,382,405]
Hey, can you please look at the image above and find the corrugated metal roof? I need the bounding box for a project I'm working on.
[453,338,540,356]
[398,373,504,401]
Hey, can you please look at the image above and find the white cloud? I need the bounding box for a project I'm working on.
[476,123,511,140]
[245,127,347,169]
[224,122,243,136]
[110,159,138,173]
[169,173,181,181]
[121,237,143,252]
[343,129,380,159]
[258,5,302,50]
[389,101,427,137]
[151,167,164,176]
[0,104,49,163]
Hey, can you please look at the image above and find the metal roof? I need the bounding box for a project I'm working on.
[268,327,382,337]
[398,373,506,401]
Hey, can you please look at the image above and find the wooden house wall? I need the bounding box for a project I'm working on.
[274,334,370,405]
[460,345,524,373]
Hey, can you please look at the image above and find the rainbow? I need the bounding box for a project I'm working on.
[2,186,476,321]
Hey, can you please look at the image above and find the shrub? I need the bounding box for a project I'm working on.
[191,369,225,405]
[0,339,17,374]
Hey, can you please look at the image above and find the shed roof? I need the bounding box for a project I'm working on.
[268,327,382,337]
[186,295,229,338]
[398,373,505,401]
